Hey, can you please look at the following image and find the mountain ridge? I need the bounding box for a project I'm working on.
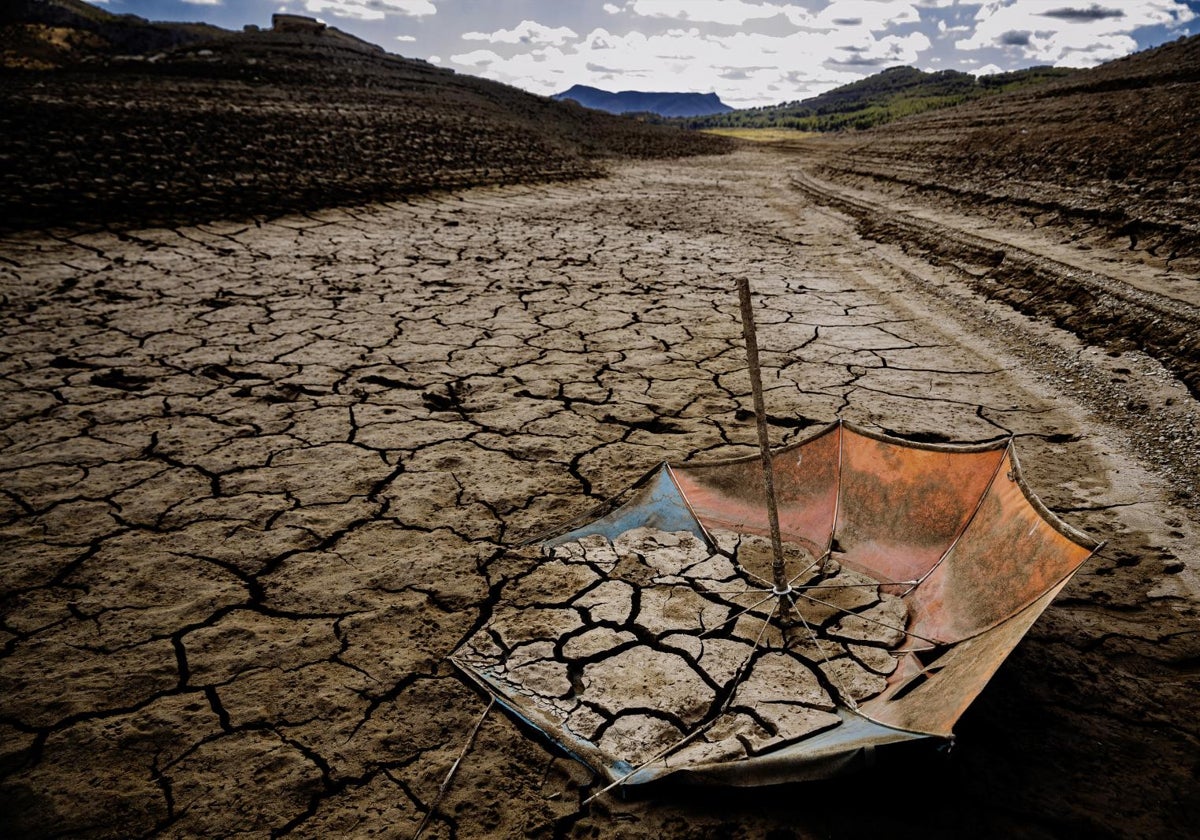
[554,84,733,118]
[678,64,1075,132]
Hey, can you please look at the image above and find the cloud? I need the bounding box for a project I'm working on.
[971,62,1005,76]
[623,1,800,27]
[450,48,499,69]
[619,0,920,31]
[302,0,436,22]
[462,21,578,46]
[1040,5,1124,22]
[395,34,416,42]
[828,30,932,65]
[955,0,1195,65]
[449,22,933,108]
[999,30,1031,46]
[813,2,921,32]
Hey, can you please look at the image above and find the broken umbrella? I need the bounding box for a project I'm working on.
[449,280,1103,791]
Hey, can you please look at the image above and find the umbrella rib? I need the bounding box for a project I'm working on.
[738,564,775,589]
[794,591,942,648]
[785,592,861,710]
[411,696,495,840]
[699,590,779,638]
[902,437,1013,596]
[792,581,919,591]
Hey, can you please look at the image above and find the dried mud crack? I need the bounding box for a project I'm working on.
[1,149,1198,839]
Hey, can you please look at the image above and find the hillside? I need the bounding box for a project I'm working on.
[0,0,228,68]
[681,65,1073,132]
[794,33,1200,272]
[0,3,731,231]
[553,84,732,117]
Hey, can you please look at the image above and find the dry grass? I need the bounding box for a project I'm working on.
[699,127,817,143]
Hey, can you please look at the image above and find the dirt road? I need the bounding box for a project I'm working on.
[2,148,1197,838]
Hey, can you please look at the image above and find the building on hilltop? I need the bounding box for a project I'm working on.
[271,14,326,34]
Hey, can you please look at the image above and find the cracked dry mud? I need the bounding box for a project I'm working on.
[2,148,1198,839]
[456,529,901,772]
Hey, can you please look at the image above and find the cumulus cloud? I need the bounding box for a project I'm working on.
[432,0,1194,108]
[450,20,933,107]
[462,21,578,46]
[623,1,802,27]
[303,0,436,22]
[971,62,1005,76]
[450,48,500,69]
[828,30,932,65]
[813,1,921,32]
[956,0,1195,66]
[1041,5,1125,22]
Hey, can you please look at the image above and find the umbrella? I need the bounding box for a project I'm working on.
[449,282,1102,790]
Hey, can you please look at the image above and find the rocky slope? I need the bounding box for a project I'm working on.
[798,34,1200,274]
[0,17,730,231]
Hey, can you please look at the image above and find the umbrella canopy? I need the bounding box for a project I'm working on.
[450,420,1101,788]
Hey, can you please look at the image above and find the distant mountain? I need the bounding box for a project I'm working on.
[678,65,1075,132]
[554,85,733,118]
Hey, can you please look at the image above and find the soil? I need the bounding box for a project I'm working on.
[1,33,1199,840]
[0,31,730,232]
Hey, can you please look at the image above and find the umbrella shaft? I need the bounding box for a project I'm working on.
[736,278,789,596]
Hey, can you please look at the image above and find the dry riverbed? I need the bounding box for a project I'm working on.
[1,148,1197,838]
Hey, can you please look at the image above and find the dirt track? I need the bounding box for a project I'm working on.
[2,147,1198,839]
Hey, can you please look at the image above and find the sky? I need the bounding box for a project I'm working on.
[93,0,1200,107]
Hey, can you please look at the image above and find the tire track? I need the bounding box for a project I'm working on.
[788,169,1200,399]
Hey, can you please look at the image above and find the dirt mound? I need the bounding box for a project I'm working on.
[804,34,1200,272]
[0,27,731,232]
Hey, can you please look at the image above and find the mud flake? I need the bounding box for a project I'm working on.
[488,607,584,651]
[819,657,890,704]
[827,594,909,647]
[849,643,900,675]
[746,702,842,752]
[184,611,340,685]
[732,651,836,713]
[582,646,714,724]
[573,579,634,624]
[636,585,728,636]
[598,713,687,768]
[509,658,573,701]
[562,627,637,660]
[167,730,323,837]
[503,560,601,608]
